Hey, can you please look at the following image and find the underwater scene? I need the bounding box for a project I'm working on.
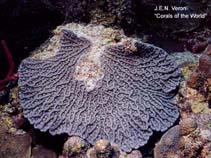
[0,1,211,158]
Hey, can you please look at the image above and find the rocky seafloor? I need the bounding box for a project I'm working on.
[1,1,211,158]
[1,27,211,158]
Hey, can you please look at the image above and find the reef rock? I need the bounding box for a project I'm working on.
[187,46,211,89]
[18,23,180,152]
[127,150,143,158]
[154,113,211,158]
[0,118,31,158]
[87,139,120,158]
[32,145,57,158]
[179,117,197,136]
[63,136,89,158]
[198,54,211,77]
[154,125,181,158]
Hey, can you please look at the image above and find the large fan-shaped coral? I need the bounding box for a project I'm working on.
[18,23,180,152]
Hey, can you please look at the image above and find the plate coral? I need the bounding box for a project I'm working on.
[18,23,180,152]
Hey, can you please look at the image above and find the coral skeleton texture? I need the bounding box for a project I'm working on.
[18,23,180,152]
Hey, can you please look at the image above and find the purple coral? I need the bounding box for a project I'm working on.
[18,27,180,152]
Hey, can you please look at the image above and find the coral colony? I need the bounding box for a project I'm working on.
[18,23,180,152]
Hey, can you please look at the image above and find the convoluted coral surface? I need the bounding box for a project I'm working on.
[18,23,180,152]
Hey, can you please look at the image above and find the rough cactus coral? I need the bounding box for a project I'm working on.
[18,23,180,152]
